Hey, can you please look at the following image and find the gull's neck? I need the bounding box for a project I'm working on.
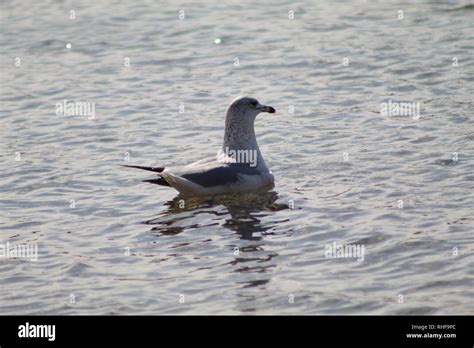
[221,111,268,171]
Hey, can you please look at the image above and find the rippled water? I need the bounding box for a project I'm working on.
[1,0,473,315]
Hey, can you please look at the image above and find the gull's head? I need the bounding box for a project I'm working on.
[226,96,276,121]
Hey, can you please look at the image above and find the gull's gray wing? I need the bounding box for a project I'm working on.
[172,161,262,188]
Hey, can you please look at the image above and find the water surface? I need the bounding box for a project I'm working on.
[0,0,473,314]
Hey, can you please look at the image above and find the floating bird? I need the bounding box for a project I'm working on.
[124,96,276,197]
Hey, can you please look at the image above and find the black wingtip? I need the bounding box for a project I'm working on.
[143,177,171,187]
[121,165,165,173]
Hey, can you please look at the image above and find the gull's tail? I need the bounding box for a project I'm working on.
[122,165,171,187]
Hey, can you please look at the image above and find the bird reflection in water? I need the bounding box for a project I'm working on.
[143,190,289,237]
[142,190,290,295]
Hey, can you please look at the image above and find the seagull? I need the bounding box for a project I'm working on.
[124,96,276,197]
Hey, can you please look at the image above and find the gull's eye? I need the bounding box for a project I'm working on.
[250,101,258,107]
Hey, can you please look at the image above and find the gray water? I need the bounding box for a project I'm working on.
[1,0,473,315]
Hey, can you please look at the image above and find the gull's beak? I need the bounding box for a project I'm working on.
[258,104,276,114]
